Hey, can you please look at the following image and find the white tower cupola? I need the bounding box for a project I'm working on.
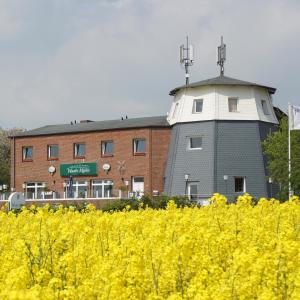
[168,37,278,125]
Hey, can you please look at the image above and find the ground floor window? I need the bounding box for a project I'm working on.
[65,180,88,198]
[25,182,45,199]
[132,177,144,198]
[235,177,246,193]
[92,180,113,198]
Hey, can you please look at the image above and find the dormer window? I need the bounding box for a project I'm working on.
[172,102,179,118]
[228,98,238,112]
[261,100,269,115]
[193,99,203,113]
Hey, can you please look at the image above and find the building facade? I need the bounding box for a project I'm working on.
[164,75,279,201]
[10,75,281,201]
[10,117,171,199]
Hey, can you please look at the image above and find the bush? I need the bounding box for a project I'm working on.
[101,194,194,212]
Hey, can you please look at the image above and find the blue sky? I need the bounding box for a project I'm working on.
[0,0,299,128]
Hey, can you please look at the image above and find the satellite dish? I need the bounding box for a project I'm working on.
[8,192,25,210]
[48,166,56,174]
[103,163,111,172]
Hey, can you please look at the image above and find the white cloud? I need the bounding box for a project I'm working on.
[0,0,299,128]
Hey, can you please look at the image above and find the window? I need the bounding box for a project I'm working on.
[92,180,114,198]
[235,177,246,193]
[228,98,238,112]
[133,139,146,155]
[132,177,144,198]
[24,182,45,199]
[74,143,85,158]
[65,180,88,198]
[188,182,198,200]
[22,146,33,161]
[101,141,114,156]
[172,102,179,118]
[188,136,203,150]
[261,100,269,115]
[48,144,59,159]
[193,99,203,113]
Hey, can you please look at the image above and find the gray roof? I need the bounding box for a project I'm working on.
[169,75,276,95]
[13,116,170,138]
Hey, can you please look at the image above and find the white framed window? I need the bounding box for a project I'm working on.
[188,136,203,150]
[261,100,269,115]
[92,180,113,198]
[234,177,246,193]
[133,138,146,154]
[101,140,114,156]
[132,177,144,198]
[25,182,45,199]
[74,143,85,158]
[228,98,238,112]
[65,180,88,198]
[188,182,198,200]
[193,99,203,113]
[172,102,179,118]
[48,144,59,159]
[22,146,33,161]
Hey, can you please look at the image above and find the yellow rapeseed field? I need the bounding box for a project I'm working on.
[1,194,300,299]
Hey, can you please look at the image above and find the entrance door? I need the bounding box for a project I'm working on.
[132,177,144,198]
[187,182,198,200]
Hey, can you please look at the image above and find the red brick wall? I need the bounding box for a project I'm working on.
[11,127,171,197]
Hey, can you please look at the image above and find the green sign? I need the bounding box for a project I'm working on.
[60,163,97,176]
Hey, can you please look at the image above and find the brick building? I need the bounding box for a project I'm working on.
[10,116,171,200]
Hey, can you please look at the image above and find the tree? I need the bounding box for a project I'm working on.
[0,128,24,187]
[263,117,300,199]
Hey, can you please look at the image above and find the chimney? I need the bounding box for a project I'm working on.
[80,120,94,123]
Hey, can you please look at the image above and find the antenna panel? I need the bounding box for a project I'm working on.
[180,45,184,63]
[189,45,194,62]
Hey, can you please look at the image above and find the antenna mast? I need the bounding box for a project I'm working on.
[217,36,226,76]
[180,36,194,85]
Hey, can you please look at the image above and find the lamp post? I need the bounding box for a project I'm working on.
[2,185,7,200]
[268,177,273,198]
[184,174,189,198]
[22,183,26,197]
[223,175,228,195]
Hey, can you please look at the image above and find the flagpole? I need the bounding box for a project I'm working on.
[288,103,292,198]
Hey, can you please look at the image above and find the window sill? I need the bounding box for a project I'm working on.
[47,157,59,161]
[74,156,85,159]
[22,159,33,162]
[101,154,114,158]
[187,148,203,151]
[133,152,146,156]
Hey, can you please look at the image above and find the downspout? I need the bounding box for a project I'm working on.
[149,128,153,194]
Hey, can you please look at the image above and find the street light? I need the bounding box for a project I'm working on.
[223,175,228,195]
[184,174,189,197]
[269,177,273,198]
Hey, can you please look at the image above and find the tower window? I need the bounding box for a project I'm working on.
[188,136,203,150]
[261,100,269,115]
[228,98,238,112]
[172,102,179,118]
[235,177,246,193]
[193,99,203,113]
